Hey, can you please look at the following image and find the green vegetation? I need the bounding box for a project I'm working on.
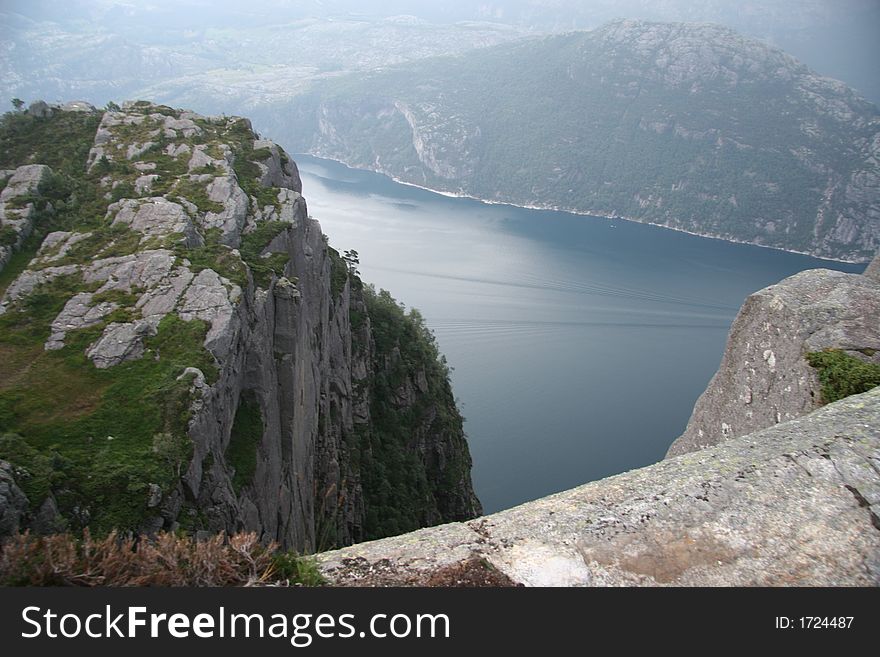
[806,349,880,404]
[354,285,474,540]
[269,551,326,586]
[224,119,282,209]
[0,109,100,176]
[327,246,348,300]
[0,278,218,531]
[0,225,19,247]
[177,227,248,288]
[226,395,263,494]
[173,177,224,214]
[240,220,290,288]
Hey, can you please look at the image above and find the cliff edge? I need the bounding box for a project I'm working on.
[0,101,480,551]
[667,253,880,457]
[318,387,880,586]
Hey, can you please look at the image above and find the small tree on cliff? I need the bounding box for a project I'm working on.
[343,249,360,276]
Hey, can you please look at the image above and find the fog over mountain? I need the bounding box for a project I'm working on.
[2,0,878,112]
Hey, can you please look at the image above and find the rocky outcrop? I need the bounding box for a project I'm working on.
[667,259,880,457]
[319,387,880,586]
[0,101,480,550]
[0,164,52,273]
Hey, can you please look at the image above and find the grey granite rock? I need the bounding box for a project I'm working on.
[27,100,52,118]
[319,388,880,586]
[0,264,79,314]
[86,319,157,368]
[203,175,249,245]
[0,164,53,273]
[163,115,202,139]
[34,231,92,265]
[126,141,156,160]
[165,143,192,159]
[667,264,880,457]
[31,495,65,534]
[134,174,159,195]
[59,101,95,113]
[135,266,194,319]
[0,164,51,203]
[84,250,176,292]
[110,197,203,247]
[178,268,240,359]
[45,292,117,350]
[188,144,230,173]
[252,139,302,192]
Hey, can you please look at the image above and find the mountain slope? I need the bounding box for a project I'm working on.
[0,100,480,550]
[282,20,880,262]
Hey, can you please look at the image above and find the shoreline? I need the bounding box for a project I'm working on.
[297,152,867,267]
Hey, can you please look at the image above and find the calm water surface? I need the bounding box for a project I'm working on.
[294,154,863,514]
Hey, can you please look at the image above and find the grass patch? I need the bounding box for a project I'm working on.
[0,312,218,533]
[0,110,100,174]
[173,177,224,214]
[0,225,19,247]
[177,228,247,288]
[240,221,289,288]
[225,120,282,210]
[269,552,326,586]
[226,395,263,494]
[37,222,142,268]
[806,349,880,404]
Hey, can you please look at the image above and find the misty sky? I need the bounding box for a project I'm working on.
[1,0,878,105]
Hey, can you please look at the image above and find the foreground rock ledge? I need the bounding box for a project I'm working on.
[318,387,880,586]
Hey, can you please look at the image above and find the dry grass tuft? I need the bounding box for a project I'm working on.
[0,530,322,586]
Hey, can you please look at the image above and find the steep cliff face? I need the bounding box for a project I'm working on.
[0,101,480,551]
[667,253,880,457]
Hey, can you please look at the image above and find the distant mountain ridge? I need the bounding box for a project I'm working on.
[281,20,880,262]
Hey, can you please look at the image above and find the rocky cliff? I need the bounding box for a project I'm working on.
[0,101,480,551]
[318,387,880,586]
[667,252,880,457]
[313,258,880,586]
[283,19,880,262]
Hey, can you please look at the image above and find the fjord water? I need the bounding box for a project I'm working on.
[295,154,864,514]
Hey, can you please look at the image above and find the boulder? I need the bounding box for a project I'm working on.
[0,164,51,203]
[86,319,157,368]
[109,198,203,248]
[667,264,880,457]
[27,100,52,118]
[178,268,240,359]
[203,175,249,245]
[319,388,880,586]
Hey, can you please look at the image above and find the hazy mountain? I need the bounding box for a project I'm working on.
[0,3,527,110]
[2,0,877,108]
[278,20,879,262]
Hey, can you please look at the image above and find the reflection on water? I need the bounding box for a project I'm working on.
[295,154,864,514]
